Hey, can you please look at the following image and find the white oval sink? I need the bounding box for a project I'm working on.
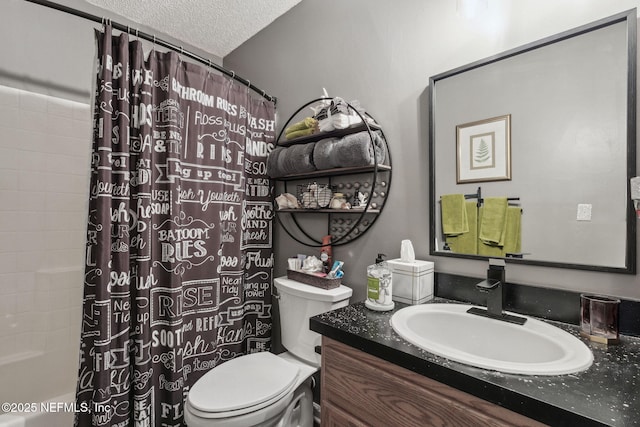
[390,304,593,376]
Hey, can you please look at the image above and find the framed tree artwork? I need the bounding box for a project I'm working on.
[456,114,511,183]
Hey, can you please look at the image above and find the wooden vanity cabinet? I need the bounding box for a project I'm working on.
[320,337,546,427]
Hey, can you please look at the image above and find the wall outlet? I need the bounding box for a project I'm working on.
[577,204,592,221]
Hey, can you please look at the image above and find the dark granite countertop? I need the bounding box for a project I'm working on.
[310,299,640,427]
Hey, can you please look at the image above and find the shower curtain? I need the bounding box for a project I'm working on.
[75,25,276,427]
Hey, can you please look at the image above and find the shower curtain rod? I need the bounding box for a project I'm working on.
[23,0,277,104]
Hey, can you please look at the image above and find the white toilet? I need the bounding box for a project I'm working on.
[184,276,352,427]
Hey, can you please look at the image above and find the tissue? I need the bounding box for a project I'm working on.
[400,239,415,262]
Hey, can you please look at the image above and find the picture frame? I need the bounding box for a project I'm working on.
[456,114,511,183]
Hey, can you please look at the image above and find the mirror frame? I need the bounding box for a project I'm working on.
[429,9,637,274]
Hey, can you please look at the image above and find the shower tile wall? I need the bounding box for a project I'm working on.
[0,85,90,404]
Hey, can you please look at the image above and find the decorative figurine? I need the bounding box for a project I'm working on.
[356,191,368,208]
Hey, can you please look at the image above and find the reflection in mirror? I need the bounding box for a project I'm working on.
[429,10,636,273]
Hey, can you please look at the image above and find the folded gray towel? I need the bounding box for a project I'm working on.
[313,130,386,170]
[267,142,316,178]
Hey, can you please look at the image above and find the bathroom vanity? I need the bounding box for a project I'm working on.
[320,337,543,426]
[310,300,640,426]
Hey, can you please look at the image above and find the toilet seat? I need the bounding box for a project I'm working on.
[187,352,300,418]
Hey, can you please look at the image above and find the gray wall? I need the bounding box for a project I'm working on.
[225,0,640,301]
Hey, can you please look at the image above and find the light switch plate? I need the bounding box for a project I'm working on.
[577,204,592,221]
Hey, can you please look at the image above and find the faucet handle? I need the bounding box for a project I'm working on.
[476,278,501,291]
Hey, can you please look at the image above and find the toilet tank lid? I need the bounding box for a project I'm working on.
[275,276,353,302]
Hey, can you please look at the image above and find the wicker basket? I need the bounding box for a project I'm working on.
[286,269,342,289]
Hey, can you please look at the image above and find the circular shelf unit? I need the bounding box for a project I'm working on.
[273,98,392,247]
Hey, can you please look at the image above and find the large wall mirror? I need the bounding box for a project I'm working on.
[429,9,637,273]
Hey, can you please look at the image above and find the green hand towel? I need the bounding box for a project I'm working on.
[478,205,522,257]
[477,206,503,256]
[502,206,522,255]
[441,194,468,236]
[446,201,478,255]
[479,197,507,245]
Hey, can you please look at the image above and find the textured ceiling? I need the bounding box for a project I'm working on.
[84,0,302,58]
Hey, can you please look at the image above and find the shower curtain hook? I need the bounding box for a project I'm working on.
[207,60,214,77]
[247,80,251,95]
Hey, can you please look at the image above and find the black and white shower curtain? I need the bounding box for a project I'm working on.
[75,25,276,426]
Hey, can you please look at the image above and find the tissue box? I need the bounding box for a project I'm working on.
[387,259,434,305]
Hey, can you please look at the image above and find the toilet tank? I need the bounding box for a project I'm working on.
[274,276,352,367]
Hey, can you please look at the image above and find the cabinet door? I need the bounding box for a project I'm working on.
[321,401,369,427]
[321,337,546,427]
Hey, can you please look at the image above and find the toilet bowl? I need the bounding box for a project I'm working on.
[184,277,352,427]
[184,351,316,427]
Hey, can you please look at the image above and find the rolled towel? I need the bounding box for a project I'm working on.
[282,142,316,175]
[318,113,362,132]
[267,143,316,178]
[313,130,386,170]
[312,137,339,170]
[267,147,284,177]
[285,117,318,139]
[285,127,316,140]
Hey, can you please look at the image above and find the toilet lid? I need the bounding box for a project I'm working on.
[188,352,300,414]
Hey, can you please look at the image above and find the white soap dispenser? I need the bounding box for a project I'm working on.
[365,254,395,311]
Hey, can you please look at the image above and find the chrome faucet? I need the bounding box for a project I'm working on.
[467,259,527,325]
